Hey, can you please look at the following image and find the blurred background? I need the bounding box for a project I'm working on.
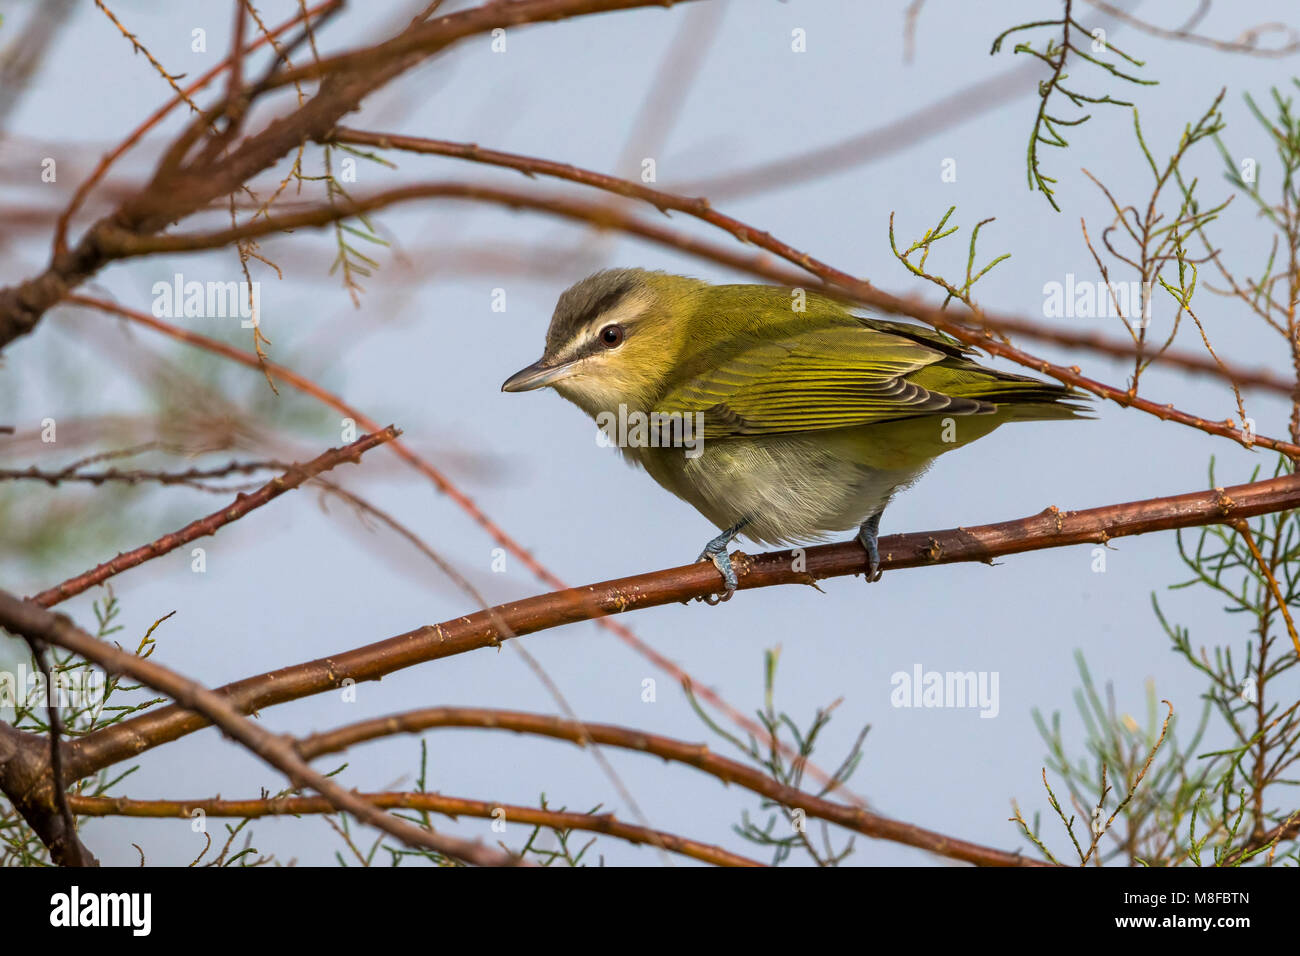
[1,0,1298,865]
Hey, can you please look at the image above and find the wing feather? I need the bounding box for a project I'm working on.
[659,325,994,439]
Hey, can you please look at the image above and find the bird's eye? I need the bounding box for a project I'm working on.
[599,324,625,348]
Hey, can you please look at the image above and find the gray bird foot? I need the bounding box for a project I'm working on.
[857,513,883,583]
[695,520,750,602]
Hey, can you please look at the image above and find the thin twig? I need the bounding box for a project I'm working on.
[29,427,400,608]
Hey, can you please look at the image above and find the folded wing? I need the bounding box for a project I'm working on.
[659,323,998,439]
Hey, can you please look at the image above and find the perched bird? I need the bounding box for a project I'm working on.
[503,269,1086,596]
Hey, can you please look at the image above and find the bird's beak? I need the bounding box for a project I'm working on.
[501,357,578,393]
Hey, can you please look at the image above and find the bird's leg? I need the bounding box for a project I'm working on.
[696,518,751,601]
[857,511,884,583]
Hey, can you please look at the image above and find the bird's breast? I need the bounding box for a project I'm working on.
[629,433,928,546]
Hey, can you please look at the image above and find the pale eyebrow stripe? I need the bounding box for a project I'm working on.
[556,290,650,362]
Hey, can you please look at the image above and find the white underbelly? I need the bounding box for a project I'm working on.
[641,435,928,546]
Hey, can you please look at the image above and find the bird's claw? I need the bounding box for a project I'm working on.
[701,588,734,606]
[695,548,738,602]
[694,520,749,603]
[857,513,883,583]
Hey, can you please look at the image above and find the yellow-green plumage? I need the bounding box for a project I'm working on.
[503,269,1086,558]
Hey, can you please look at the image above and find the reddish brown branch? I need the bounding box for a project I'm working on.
[2,0,704,350]
[23,639,98,866]
[331,126,1294,398]
[29,426,399,608]
[67,791,761,867]
[1223,810,1300,865]
[67,471,1300,797]
[262,0,708,91]
[53,1,339,256]
[68,294,869,815]
[288,707,1045,867]
[0,459,289,488]
[91,182,1299,457]
[0,590,522,867]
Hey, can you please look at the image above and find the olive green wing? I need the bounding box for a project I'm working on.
[658,324,994,439]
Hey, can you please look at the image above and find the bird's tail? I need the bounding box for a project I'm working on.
[996,397,1092,422]
[938,360,1093,422]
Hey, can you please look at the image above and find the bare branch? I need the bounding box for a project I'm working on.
[68,791,761,867]
[291,706,1048,867]
[0,591,524,867]
[30,426,400,608]
[66,470,1300,794]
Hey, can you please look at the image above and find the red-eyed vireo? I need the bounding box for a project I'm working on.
[503,269,1086,596]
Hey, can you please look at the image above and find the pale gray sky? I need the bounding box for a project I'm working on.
[2,0,1297,865]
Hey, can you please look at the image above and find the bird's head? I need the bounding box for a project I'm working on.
[501,268,705,417]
